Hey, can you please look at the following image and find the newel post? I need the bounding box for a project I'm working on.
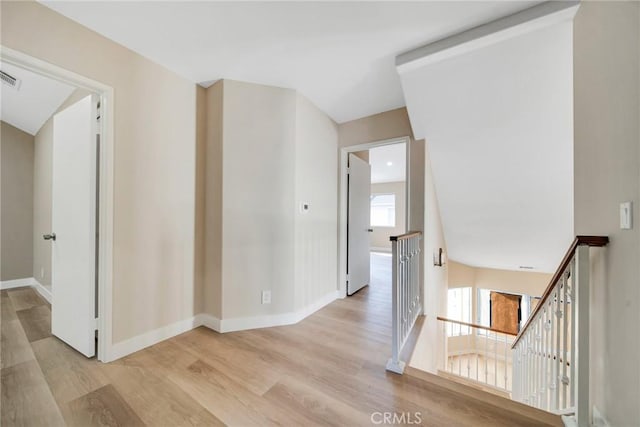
[574,245,590,426]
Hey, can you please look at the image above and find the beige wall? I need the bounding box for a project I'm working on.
[573,2,640,424]
[32,88,91,288]
[201,80,338,321]
[474,265,550,297]
[448,260,551,327]
[370,181,406,250]
[193,85,207,316]
[2,1,198,344]
[1,121,34,281]
[294,93,339,310]
[202,82,223,319]
[339,108,415,147]
[221,80,297,318]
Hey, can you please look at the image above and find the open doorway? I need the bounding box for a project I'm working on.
[340,137,409,297]
[0,49,114,361]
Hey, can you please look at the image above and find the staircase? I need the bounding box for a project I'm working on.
[511,236,608,426]
[389,234,608,427]
[405,366,563,426]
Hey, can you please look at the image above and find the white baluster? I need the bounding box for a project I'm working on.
[467,328,471,379]
[569,257,576,409]
[562,270,569,410]
[494,331,498,387]
[485,326,488,384]
[458,322,462,377]
[504,333,508,389]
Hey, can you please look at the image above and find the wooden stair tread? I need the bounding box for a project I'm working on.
[404,366,564,427]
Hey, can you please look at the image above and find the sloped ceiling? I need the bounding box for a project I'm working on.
[0,62,75,135]
[398,16,575,273]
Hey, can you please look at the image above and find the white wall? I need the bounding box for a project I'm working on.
[573,2,640,424]
[412,147,449,373]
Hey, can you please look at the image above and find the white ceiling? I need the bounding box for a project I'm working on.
[398,20,574,273]
[41,1,538,123]
[370,143,406,184]
[0,62,75,135]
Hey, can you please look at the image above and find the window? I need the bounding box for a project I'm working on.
[447,287,472,336]
[477,288,533,333]
[370,194,395,227]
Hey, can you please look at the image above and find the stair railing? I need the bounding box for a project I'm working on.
[511,236,608,426]
[386,231,422,374]
[437,316,517,392]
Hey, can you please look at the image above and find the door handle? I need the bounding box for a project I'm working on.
[43,233,56,241]
[367,228,374,232]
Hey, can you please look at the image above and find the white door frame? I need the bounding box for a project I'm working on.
[1,46,114,362]
[338,136,411,298]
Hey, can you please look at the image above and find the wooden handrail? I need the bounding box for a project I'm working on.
[511,235,608,348]
[390,231,422,241]
[437,316,518,337]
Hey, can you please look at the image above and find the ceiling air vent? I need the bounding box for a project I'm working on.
[0,70,21,90]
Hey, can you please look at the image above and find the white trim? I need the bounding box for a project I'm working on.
[0,277,35,290]
[445,349,512,363]
[339,137,411,298]
[1,277,51,303]
[105,290,339,361]
[109,316,201,361]
[1,46,115,363]
[31,278,52,304]
[216,290,339,333]
[370,247,392,253]
[396,1,580,73]
[592,406,610,427]
[197,313,221,332]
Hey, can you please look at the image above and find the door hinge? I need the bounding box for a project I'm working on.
[346,273,350,281]
[93,317,99,331]
[346,167,350,175]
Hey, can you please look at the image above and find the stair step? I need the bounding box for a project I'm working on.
[437,369,512,399]
[404,366,563,427]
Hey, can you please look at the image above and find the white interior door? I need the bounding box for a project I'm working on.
[51,95,97,357]
[347,153,371,295]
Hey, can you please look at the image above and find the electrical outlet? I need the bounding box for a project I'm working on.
[261,290,271,304]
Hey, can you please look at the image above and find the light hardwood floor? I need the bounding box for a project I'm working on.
[2,256,552,426]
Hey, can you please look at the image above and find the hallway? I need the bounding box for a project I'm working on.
[2,285,550,426]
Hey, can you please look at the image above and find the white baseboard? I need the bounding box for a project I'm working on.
[1,277,52,304]
[108,316,201,361]
[218,290,339,333]
[10,282,337,362]
[108,290,339,360]
[1,277,35,290]
[196,313,220,332]
[592,406,610,427]
[31,278,52,304]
